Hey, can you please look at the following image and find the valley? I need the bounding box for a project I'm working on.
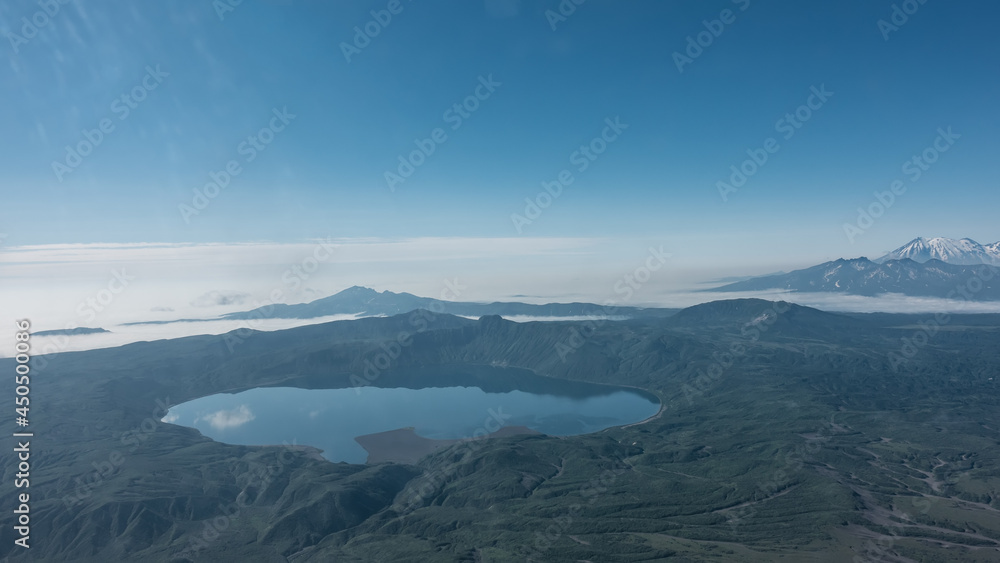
[1,299,997,561]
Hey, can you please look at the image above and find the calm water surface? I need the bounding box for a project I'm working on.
[165,384,659,463]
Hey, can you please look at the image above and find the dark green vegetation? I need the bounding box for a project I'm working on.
[711,258,1000,300]
[2,299,999,561]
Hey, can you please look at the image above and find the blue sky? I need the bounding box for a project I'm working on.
[2,0,998,263]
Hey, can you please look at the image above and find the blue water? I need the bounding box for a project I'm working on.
[165,385,659,463]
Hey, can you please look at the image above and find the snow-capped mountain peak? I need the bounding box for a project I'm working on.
[875,237,1000,266]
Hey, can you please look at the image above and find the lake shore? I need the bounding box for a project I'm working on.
[355,425,540,464]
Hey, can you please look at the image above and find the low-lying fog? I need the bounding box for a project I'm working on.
[4,239,999,357]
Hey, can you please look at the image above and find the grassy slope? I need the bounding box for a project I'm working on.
[1,302,998,561]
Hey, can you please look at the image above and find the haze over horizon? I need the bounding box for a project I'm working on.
[2,1,998,259]
[5,3,1000,561]
[3,0,999,345]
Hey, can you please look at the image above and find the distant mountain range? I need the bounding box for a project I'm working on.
[128,237,1000,328]
[34,327,110,336]
[124,286,678,325]
[221,286,678,320]
[711,257,1000,300]
[9,297,1000,561]
[875,237,1000,266]
[708,236,1000,300]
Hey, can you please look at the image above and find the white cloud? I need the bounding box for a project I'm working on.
[191,290,252,307]
[460,315,631,323]
[15,314,362,358]
[658,290,1000,314]
[0,237,613,346]
[198,405,255,431]
[5,237,999,361]
[0,237,602,268]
